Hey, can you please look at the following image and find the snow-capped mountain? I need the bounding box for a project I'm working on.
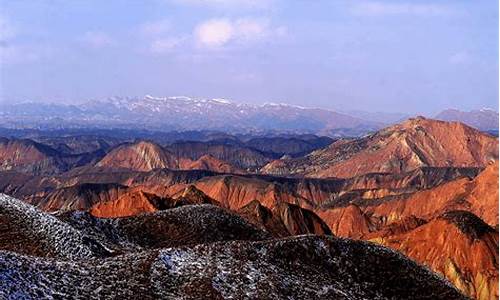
[1,95,383,136]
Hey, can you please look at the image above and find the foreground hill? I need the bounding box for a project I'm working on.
[262,117,498,178]
[0,196,466,299]
[0,193,467,299]
[0,194,111,259]
[1,236,467,299]
[0,193,268,254]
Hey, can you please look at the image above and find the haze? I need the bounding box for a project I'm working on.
[0,0,498,114]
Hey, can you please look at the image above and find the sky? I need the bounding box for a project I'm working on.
[0,0,498,114]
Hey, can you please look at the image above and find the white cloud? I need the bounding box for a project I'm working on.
[352,2,455,16]
[194,19,234,47]
[139,19,171,36]
[194,18,284,48]
[78,31,114,48]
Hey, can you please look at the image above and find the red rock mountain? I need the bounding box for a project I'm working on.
[374,211,498,300]
[316,163,499,300]
[33,183,129,212]
[96,141,251,174]
[262,117,498,178]
[0,137,104,175]
[181,154,245,174]
[96,141,181,171]
[90,190,173,218]
[317,162,498,237]
[0,119,497,299]
[360,161,499,228]
[166,141,271,170]
[238,200,332,237]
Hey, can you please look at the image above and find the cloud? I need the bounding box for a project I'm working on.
[194,18,285,48]
[352,2,455,16]
[78,31,114,48]
[194,19,234,47]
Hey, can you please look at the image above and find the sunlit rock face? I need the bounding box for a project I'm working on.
[262,118,498,178]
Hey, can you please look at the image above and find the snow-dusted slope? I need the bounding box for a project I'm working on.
[0,194,468,299]
[58,204,270,249]
[0,235,467,299]
[0,194,111,259]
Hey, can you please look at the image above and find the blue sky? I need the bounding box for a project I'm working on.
[0,0,498,114]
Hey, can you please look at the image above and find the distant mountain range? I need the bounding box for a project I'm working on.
[435,108,499,132]
[1,96,497,136]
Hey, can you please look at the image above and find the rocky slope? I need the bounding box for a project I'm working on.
[182,154,246,174]
[317,162,498,237]
[2,193,269,254]
[161,166,481,212]
[0,193,468,299]
[0,137,105,175]
[262,117,498,178]
[89,185,219,218]
[0,234,467,299]
[32,183,129,212]
[373,211,498,300]
[166,141,271,170]
[1,163,480,219]
[0,194,111,259]
[360,161,499,228]
[315,163,499,300]
[90,190,174,218]
[238,200,332,237]
[96,140,264,174]
[96,141,182,171]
